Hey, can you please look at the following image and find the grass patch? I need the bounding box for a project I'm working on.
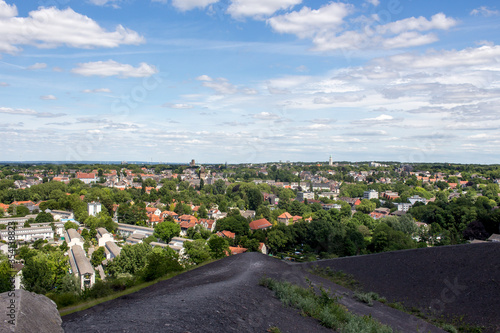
[259,277,393,333]
[309,266,361,291]
[353,291,385,307]
[267,327,282,333]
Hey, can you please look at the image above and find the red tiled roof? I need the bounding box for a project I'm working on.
[217,230,236,239]
[278,212,292,219]
[229,246,247,255]
[249,218,272,230]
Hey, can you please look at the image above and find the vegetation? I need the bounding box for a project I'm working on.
[259,277,393,332]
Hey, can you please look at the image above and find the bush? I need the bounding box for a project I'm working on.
[47,292,81,308]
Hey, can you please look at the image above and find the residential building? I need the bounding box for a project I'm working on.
[277,212,292,225]
[87,202,102,217]
[66,228,84,249]
[68,245,95,289]
[408,195,427,205]
[249,218,272,231]
[363,190,379,200]
[297,192,314,202]
[96,228,114,247]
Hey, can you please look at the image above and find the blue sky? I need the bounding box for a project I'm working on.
[0,0,499,164]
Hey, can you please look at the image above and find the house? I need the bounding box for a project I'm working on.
[96,228,114,247]
[228,246,247,255]
[217,230,236,239]
[116,223,154,239]
[198,218,216,232]
[68,245,95,289]
[66,229,84,249]
[277,212,292,225]
[11,201,37,212]
[240,210,256,220]
[340,197,362,206]
[292,215,303,223]
[161,210,179,222]
[76,172,97,184]
[249,218,272,231]
[487,234,500,242]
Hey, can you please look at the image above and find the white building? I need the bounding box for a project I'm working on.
[363,190,379,200]
[68,245,95,289]
[408,195,427,205]
[96,227,114,247]
[87,202,102,217]
[0,226,54,242]
[104,241,121,260]
[396,203,412,212]
[66,228,84,249]
[297,192,315,202]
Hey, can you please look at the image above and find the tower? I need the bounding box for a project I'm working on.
[329,155,333,166]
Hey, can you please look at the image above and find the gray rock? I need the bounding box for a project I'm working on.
[0,289,63,333]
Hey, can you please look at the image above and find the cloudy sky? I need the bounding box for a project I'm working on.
[0,0,499,164]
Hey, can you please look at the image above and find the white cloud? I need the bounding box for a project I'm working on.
[27,63,47,70]
[196,75,213,81]
[470,6,499,17]
[40,95,57,100]
[172,0,219,11]
[82,88,112,93]
[365,0,379,6]
[267,2,352,38]
[269,3,457,51]
[0,106,65,117]
[198,75,257,95]
[162,103,194,109]
[252,112,280,120]
[228,0,301,19]
[0,0,16,19]
[0,3,144,54]
[378,45,500,69]
[88,0,122,8]
[72,60,158,78]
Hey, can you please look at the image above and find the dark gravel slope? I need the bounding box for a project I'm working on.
[63,244,499,333]
[306,243,500,332]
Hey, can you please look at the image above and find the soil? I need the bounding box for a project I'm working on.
[62,243,500,333]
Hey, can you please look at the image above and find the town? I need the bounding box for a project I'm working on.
[0,160,499,297]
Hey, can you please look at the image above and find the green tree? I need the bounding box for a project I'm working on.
[153,221,181,243]
[91,247,106,267]
[356,199,376,214]
[107,243,152,277]
[215,215,250,236]
[184,239,211,264]
[0,258,13,293]
[22,254,55,294]
[141,247,182,281]
[267,229,288,253]
[208,235,229,259]
[35,211,54,223]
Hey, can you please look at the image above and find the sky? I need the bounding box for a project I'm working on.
[0,0,499,164]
